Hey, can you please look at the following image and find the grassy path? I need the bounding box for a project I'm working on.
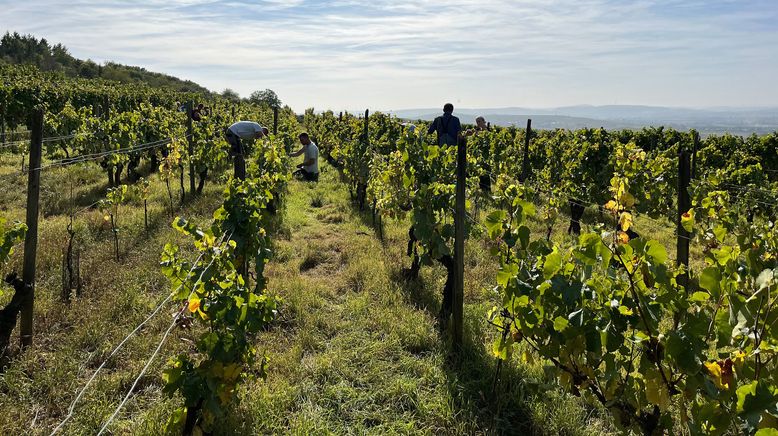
[220,165,614,435]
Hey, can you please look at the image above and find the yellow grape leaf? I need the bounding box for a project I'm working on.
[188,297,201,313]
[209,361,224,377]
[617,231,630,244]
[224,363,242,381]
[217,384,234,404]
[620,192,636,209]
[619,212,633,232]
[103,215,111,222]
[604,200,618,212]
[559,371,572,389]
[704,361,728,390]
[522,350,535,365]
[681,209,694,233]
[732,350,746,370]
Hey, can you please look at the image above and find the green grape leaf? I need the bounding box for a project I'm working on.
[756,269,774,291]
[736,381,778,429]
[517,225,530,250]
[700,267,722,296]
[645,240,668,264]
[666,331,702,374]
[543,248,563,280]
[484,210,506,239]
[553,316,569,332]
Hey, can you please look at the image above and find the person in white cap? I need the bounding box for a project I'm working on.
[225,121,269,156]
[401,122,417,133]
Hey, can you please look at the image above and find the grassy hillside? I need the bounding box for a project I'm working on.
[0,32,210,94]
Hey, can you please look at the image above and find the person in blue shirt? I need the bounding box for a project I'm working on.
[427,103,461,146]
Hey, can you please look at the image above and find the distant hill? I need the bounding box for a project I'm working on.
[0,32,211,94]
[390,105,778,135]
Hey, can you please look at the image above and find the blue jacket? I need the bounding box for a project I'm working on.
[427,112,461,145]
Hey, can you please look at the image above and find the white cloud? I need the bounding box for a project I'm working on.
[1,0,776,110]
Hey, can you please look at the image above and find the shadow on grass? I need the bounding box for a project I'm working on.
[387,258,543,434]
[441,315,542,435]
[43,182,107,218]
[388,265,439,314]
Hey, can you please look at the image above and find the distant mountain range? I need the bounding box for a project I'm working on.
[388,105,778,135]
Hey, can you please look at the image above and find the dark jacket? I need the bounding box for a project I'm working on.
[427,112,461,146]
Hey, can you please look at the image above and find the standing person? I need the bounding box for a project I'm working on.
[289,132,319,181]
[427,103,461,146]
[475,116,489,131]
[465,116,490,137]
[225,120,268,156]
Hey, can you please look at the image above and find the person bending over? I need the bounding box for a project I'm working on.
[225,120,268,156]
[289,132,319,181]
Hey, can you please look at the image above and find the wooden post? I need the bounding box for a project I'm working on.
[234,144,246,181]
[273,106,279,135]
[364,109,369,138]
[364,110,369,149]
[187,101,195,196]
[20,110,43,348]
[103,96,112,186]
[359,109,369,209]
[521,119,532,182]
[339,112,343,122]
[690,130,699,179]
[453,136,466,349]
[363,109,369,151]
[677,149,691,291]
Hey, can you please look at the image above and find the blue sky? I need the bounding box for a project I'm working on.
[1,0,777,111]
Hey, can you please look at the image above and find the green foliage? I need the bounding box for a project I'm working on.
[486,142,778,434]
[248,89,281,108]
[159,135,288,433]
[99,185,128,260]
[0,218,25,264]
[0,218,26,297]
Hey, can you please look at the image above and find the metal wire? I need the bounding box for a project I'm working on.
[96,230,231,435]
[0,131,96,149]
[50,230,228,435]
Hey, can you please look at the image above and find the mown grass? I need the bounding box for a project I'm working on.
[210,166,616,435]
[0,152,639,435]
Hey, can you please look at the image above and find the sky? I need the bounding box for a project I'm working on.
[1,0,777,112]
